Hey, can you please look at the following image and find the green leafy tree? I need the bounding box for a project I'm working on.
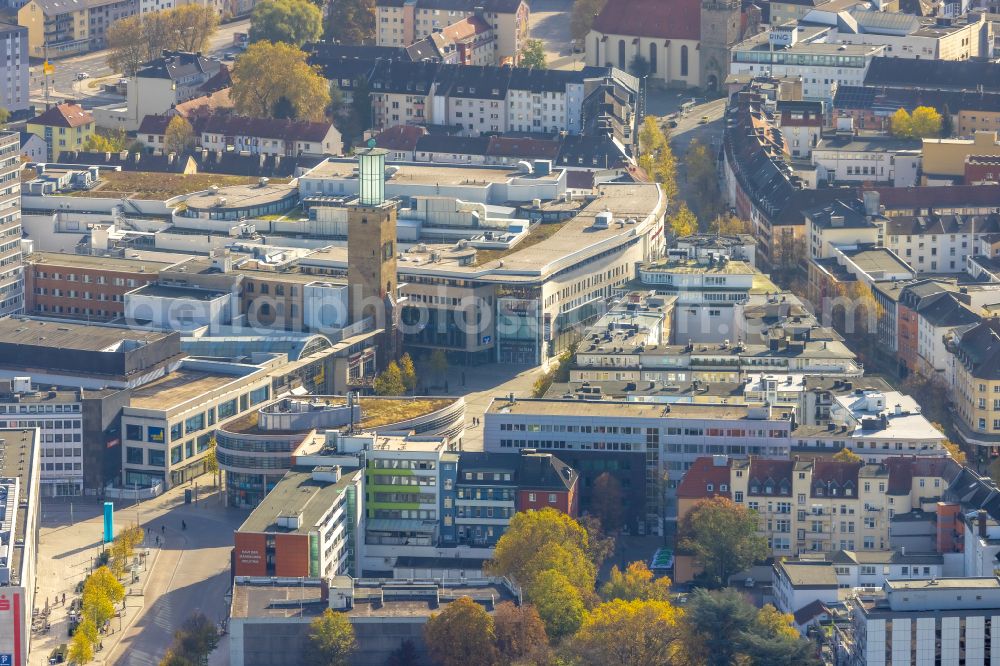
[250,0,322,47]
[385,640,421,666]
[399,353,417,393]
[428,348,449,385]
[304,609,357,666]
[328,82,347,119]
[177,612,220,659]
[911,105,943,138]
[82,584,115,628]
[373,361,406,396]
[581,514,615,569]
[590,471,624,532]
[600,561,672,602]
[492,601,550,665]
[686,139,722,221]
[351,75,373,136]
[571,599,682,666]
[107,6,217,76]
[832,448,862,463]
[940,103,954,137]
[0,107,10,128]
[205,436,219,486]
[637,116,678,202]
[488,508,596,594]
[571,0,608,43]
[230,41,330,121]
[629,54,650,78]
[83,129,128,153]
[678,497,768,588]
[326,0,376,44]
[424,596,500,666]
[164,116,196,155]
[519,39,547,69]
[890,108,913,138]
[159,650,197,666]
[739,604,820,666]
[68,630,94,665]
[709,214,752,235]
[87,565,125,604]
[683,588,757,666]
[668,203,698,238]
[529,569,586,639]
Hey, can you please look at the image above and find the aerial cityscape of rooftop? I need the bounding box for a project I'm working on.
[4,0,1000,663]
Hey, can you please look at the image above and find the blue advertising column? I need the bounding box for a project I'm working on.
[103,501,114,543]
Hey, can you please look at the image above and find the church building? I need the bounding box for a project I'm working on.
[585,0,758,91]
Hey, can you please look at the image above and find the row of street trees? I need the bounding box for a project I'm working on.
[68,566,125,664]
[297,505,816,665]
[406,507,817,665]
[106,6,219,76]
[638,117,751,239]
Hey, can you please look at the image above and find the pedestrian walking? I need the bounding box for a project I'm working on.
[161,524,165,534]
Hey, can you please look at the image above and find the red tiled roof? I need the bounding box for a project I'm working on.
[677,457,732,499]
[200,114,333,143]
[592,0,701,41]
[793,599,830,626]
[173,89,234,119]
[30,103,93,129]
[486,136,560,160]
[138,115,174,136]
[885,456,961,495]
[373,125,428,151]
[441,14,492,41]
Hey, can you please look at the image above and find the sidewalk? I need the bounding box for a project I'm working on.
[31,477,236,666]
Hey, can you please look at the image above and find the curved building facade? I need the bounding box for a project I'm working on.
[217,395,466,507]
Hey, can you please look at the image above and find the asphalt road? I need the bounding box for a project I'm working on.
[528,0,583,71]
[28,18,250,108]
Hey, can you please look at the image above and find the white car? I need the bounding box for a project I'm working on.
[75,72,90,80]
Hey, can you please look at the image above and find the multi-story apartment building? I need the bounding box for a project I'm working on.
[484,397,795,534]
[102,50,226,131]
[358,58,633,135]
[17,0,136,57]
[0,23,29,113]
[376,0,528,65]
[680,454,958,558]
[17,0,89,58]
[232,464,363,578]
[882,211,1000,275]
[948,318,1000,452]
[454,450,578,547]
[25,104,96,162]
[23,252,173,321]
[197,115,343,158]
[0,131,22,318]
[838,577,1000,666]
